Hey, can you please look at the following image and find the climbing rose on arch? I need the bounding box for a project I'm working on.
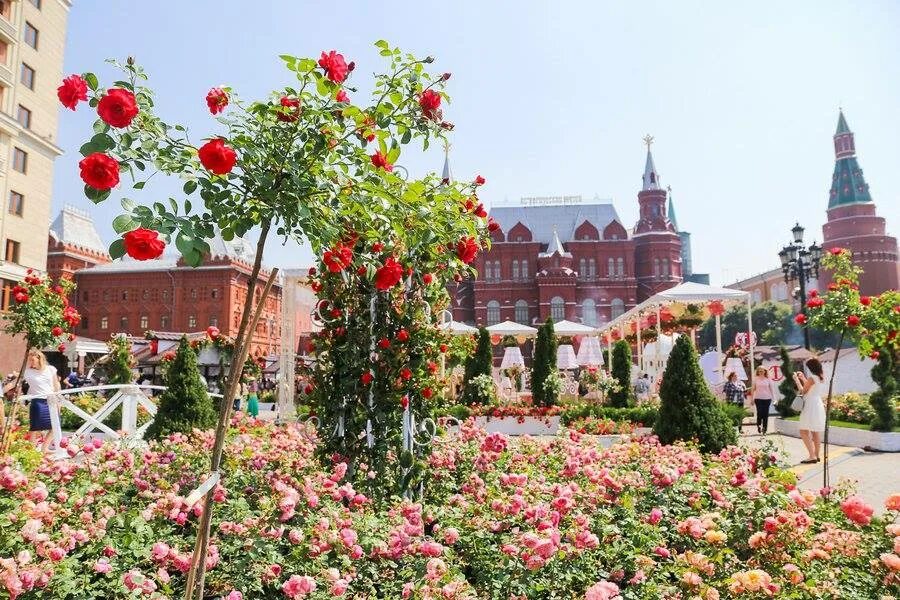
[206,87,228,114]
[374,256,404,291]
[97,88,139,128]
[277,96,301,122]
[123,228,166,261]
[318,50,349,83]
[323,244,353,273]
[370,151,393,172]
[456,237,479,264]
[57,74,88,110]
[79,152,120,190]
[418,89,441,120]
[198,138,237,175]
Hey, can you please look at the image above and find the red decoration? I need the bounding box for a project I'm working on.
[708,300,725,317]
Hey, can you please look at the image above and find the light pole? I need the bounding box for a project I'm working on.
[778,223,822,350]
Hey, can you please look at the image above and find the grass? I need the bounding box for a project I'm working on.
[784,416,900,432]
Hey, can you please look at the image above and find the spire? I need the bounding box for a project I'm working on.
[641,134,660,190]
[829,110,871,208]
[666,186,679,230]
[540,227,571,257]
[441,140,452,184]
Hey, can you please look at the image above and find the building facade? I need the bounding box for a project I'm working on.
[820,111,898,295]
[0,0,70,373]
[45,208,284,358]
[450,145,686,327]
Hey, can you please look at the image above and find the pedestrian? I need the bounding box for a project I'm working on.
[246,378,259,418]
[723,371,747,433]
[794,358,826,464]
[751,366,776,434]
[22,350,60,452]
[634,373,650,403]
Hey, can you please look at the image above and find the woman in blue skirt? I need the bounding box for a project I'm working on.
[23,350,60,452]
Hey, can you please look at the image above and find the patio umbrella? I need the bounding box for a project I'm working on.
[557,344,578,370]
[486,320,538,337]
[552,320,597,336]
[438,320,479,335]
[575,336,604,366]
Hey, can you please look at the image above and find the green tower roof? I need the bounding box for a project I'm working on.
[835,110,850,134]
[829,111,872,208]
[667,189,679,230]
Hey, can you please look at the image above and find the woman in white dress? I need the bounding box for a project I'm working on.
[793,358,826,464]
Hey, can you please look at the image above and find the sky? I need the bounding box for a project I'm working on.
[53,0,900,284]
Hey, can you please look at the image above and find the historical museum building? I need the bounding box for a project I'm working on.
[45,206,284,358]
[450,144,699,327]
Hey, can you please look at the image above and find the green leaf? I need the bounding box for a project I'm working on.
[84,72,99,91]
[84,185,110,204]
[374,40,389,50]
[78,142,96,157]
[92,120,109,135]
[132,181,145,190]
[315,76,330,96]
[109,239,125,259]
[90,132,115,151]
[183,180,197,195]
[121,198,137,212]
[112,214,137,234]
[297,58,316,72]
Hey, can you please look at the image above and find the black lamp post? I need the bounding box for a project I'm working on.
[779,222,822,350]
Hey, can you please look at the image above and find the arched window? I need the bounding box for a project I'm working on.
[582,299,597,326]
[484,262,493,280]
[752,290,762,304]
[119,316,128,329]
[521,260,528,278]
[486,300,501,325]
[608,258,615,277]
[160,315,169,329]
[589,258,596,277]
[611,298,625,319]
[494,261,502,281]
[653,259,660,277]
[579,258,586,277]
[617,258,624,276]
[512,260,520,279]
[515,299,529,324]
[550,296,565,321]
[100,316,108,330]
[662,258,670,277]
[139,315,148,330]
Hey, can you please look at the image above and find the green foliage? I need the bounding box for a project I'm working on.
[531,318,558,407]
[654,336,736,453]
[463,328,494,404]
[698,301,792,349]
[144,337,216,440]
[1,275,77,351]
[466,374,497,406]
[776,346,798,417]
[608,340,635,408]
[105,334,135,385]
[560,404,659,426]
[869,349,898,432]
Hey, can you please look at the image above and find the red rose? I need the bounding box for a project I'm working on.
[794,313,807,325]
[397,329,409,342]
[829,247,844,256]
[198,138,237,175]
[206,87,228,114]
[371,151,393,172]
[456,237,479,264]
[308,267,317,276]
[304,385,314,395]
[207,325,220,339]
[68,333,75,341]
[51,326,63,337]
[123,228,166,261]
[372,242,384,252]
[808,289,818,298]
[418,89,441,120]
[58,344,66,353]
[474,175,486,186]
[378,338,390,349]
[473,203,487,218]
[828,283,839,291]
[464,199,474,211]
[860,296,871,306]
[423,273,433,285]
[360,372,373,385]
[14,292,27,303]
[318,50,349,83]
[401,395,410,410]
[400,368,412,381]
[374,256,404,291]
[806,297,824,309]
[330,308,342,318]
[57,75,88,110]
[422,387,433,399]
[846,315,860,327]
[323,244,353,273]
[79,153,120,190]
[870,351,880,360]
[439,343,448,353]
[427,362,438,374]
[97,88,139,128]
[277,96,301,122]
[335,90,349,103]
[488,218,500,232]
[356,265,367,276]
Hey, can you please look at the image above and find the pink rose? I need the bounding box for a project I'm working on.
[94,558,112,574]
[585,580,621,600]
[647,507,662,524]
[841,495,874,526]
[282,575,316,598]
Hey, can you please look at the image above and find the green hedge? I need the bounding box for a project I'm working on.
[560,405,658,426]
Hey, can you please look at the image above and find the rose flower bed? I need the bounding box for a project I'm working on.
[1,418,899,599]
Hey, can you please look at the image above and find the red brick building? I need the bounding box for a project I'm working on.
[46,207,283,358]
[820,111,899,295]
[450,145,685,327]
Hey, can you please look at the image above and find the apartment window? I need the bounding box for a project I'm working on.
[579,258,585,276]
[1,278,15,310]
[550,296,565,321]
[29,0,41,9]
[188,314,197,328]
[617,258,624,276]
[20,63,34,89]
[16,105,31,129]
[608,258,615,277]
[121,290,128,301]
[484,262,492,281]
[653,258,660,277]
[486,301,500,326]
[119,316,128,329]
[142,289,149,300]
[160,315,169,329]
[4,239,20,263]
[494,261,501,281]
[589,258,596,277]
[24,23,38,50]
[8,191,23,216]
[0,40,7,65]
[140,315,148,330]
[100,316,109,330]
[12,147,27,173]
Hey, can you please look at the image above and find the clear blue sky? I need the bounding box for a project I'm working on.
[53,1,900,283]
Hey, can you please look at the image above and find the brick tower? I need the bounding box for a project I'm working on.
[821,111,899,295]
[633,136,682,301]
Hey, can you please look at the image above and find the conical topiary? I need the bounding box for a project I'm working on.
[775,346,797,417]
[609,340,635,408]
[654,335,736,453]
[463,327,494,404]
[532,318,559,407]
[869,348,897,432]
[144,337,216,440]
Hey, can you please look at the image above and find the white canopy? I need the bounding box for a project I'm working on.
[557,344,578,370]
[500,346,525,369]
[552,319,597,336]
[486,320,538,336]
[438,320,479,335]
[576,336,604,366]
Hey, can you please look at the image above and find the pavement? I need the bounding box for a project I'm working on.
[738,419,899,513]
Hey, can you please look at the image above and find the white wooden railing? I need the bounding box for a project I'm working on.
[16,385,223,455]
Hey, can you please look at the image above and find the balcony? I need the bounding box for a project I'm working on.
[0,16,15,42]
[0,62,12,87]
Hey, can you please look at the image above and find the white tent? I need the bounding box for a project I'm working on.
[486,320,538,336]
[557,344,578,370]
[438,320,479,336]
[576,336,604,366]
[552,320,597,336]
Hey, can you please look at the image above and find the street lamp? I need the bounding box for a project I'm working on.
[779,223,822,350]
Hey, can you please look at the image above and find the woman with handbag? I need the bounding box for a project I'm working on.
[751,366,776,434]
[793,358,826,464]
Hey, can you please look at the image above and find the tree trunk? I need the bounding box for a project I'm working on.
[184,220,276,600]
[0,349,30,454]
[822,329,845,490]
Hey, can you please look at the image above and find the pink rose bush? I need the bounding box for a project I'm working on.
[0,417,897,598]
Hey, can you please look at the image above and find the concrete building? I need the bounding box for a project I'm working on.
[0,0,70,372]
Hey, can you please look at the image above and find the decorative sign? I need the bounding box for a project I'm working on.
[520,195,582,206]
[734,331,758,348]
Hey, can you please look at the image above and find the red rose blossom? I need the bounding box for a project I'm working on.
[374,256,404,291]
[488,218,500,232]
[400,368,412,381]
[198,138,237,175]
[277,96,301,122]
[474,175,486,186]
[335,90,349,103]
[422,387,433,399]
[79,153,120,190]
[360,372,373,385]
[207,325,220,339]
[418,89,441,120]
[473,203,487,218]
[371,151,393,172]
[829,247,844,256]
[51,326,63,337]
[860,296,871,306]
[372,242,384,252]
[97,88,139,128]
[456,237,479,264]
[58,344,66,353]
[397,329,409,342]
[846,315,860,327]
[794,313,807,325]
[870,351,880,360]
[423,273,433,285]
[378,338,390,349]
[14,292,27,303]
[323,244,353,273]
[57,75,88,110]
[401,395,410,410]
[123,228,166,261]
[318,50,349,83]
[806,297,824,309]
[206,87,228,114]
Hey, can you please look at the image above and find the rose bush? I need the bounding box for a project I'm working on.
[1,420,898,599]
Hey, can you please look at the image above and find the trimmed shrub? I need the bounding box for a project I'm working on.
[608,340,635,408]
[775,346,797,417]
[144,337,216,440]
[560,405,659,426]
[462,327,494,404]
[869,349,898,432]
[531,318,558,407]
[654,336,736,453]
